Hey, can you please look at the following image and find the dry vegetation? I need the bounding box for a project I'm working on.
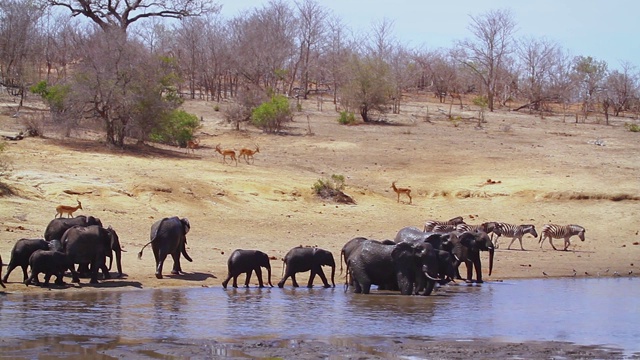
[0,93,639,293]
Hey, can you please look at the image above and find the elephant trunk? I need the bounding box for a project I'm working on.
[488,247,494,276]
[182,242,193,262]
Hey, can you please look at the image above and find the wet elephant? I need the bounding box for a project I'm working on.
[138,217,192,279]
[277,247,335,288]
[44,215,103,241]
[222,249,273,289]
[62,225,122,284]
[347,240,442,295]
[2,238,50,283]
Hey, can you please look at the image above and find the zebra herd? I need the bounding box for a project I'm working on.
[424,216,586,251]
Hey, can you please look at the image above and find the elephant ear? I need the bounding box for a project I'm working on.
[459,232,477,248]
[180,218,191,235]
[391,241,414,260]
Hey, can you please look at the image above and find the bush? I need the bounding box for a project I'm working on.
[337,111,356,125]
[313,174,345,194]
[149,109,201,146]
[30,81,69,112]
[251,95,292,133]
[625,123,640,132]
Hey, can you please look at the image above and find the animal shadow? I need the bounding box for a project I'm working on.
[165,272,217,282]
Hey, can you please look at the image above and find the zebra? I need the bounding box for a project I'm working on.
[432,224,457,233]
[493,223,538,250]
[455,222,499,237]
[538,224,586,251]
[424,216,465,232]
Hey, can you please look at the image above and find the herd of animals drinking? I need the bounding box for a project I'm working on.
[0,194,588,294]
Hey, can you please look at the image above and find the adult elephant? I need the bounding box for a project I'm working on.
[395,226,494,283]
[348,240,442,295]
[222,249,273,289]
[2,238,50,283]
[0,255,5,288]
[44,215,103,241]
[138,217,192,279]
[62,225,122,284]
[277,246,335,288]
[340,237,395,275]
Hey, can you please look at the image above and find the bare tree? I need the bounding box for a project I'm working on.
[455,8,516,111]
[321,15,351,109]
[290,0,328,98]
[603,62,639,117]
[41,0,219,32]
[0,0,46,110]
[572,55,608,121]
[515,37,561,114]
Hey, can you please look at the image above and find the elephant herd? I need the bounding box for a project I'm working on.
[1,214,495,297]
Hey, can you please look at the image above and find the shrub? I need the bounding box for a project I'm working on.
[625,123,640,132]
[313,174,345,194]
[213,104,220,112]
[149,109,201,146]
[337,111,356,125]
[30,81,70,112]
[251,95,293,133]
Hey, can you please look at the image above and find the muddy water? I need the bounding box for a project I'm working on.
[1,277,638,357]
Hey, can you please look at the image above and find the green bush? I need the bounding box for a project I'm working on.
[251,95,292,133]
[625,123,640,132]
[313,174,345,194]
[337,111,356,125]
[30,81,69,112]
[150,109,201,146]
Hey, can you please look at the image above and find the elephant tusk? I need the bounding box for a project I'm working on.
[423,272,440,282]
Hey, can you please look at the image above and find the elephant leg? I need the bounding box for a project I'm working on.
[473,257,483,283]
[55,272,64,285]
[89,261,100,284]
[315,267,331,288]
[222,273,233,289]
[291,274,299,287]
[101,263,111,280]
[277,271,290,288]
[244,271,252,287]
[70,264,81,283]
[255,268,264,288]
[464,261,474,283]
[422,279,436,296]
[307,270,317,288]
[43,273,52,285]
[21,264,29,283]
[155,250,167,279]
[170,252,182,275]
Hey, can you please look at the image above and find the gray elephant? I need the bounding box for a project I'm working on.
[25,240,71,286]
[0,255,5,288]
[62,225,122,284]
[222,249,273,289]
[340,237,395,276]
[2,238,50,283]
[277,246,335,288]
[395,226,494,283]
[138,217,192,279]
[44,215,103,241]
[347,240,442,295]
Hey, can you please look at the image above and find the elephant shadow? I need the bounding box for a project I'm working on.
[164,272,217,282]
[85,280,144,289]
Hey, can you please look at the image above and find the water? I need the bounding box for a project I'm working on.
[1,277,638,356]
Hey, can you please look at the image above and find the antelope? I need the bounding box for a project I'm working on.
[55,200,82,218]
[239,145,260,164]
[449,92,463,109]
[391,181,412,204]
[215,144,238,166]
[186,139,200,154]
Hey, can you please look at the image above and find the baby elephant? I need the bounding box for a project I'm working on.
[278,246,336,288]
[26,245,72,287]
[222,249,273,289]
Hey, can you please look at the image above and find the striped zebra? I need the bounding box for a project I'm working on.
[455,222,499,237]
[432,224,457,233]
[538,224,586,251]
[493,223,538,250]
[424,216,465,232]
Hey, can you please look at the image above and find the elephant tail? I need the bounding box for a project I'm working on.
[137,241,153,259]
[339,250,344,275]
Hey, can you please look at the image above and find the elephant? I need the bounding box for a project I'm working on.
[62,225,123,284]
[340,237,395,275]
[44,215,103,241]
[394,226,494,283]
[222,249,273,289]
[277,246,335,288]
[0,255,5,288]
[2,238,50,283]
[138,217,192,279]
[347,240,443,295]
[25,244,72,287]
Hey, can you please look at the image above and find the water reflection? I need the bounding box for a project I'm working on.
[0,278,638,353]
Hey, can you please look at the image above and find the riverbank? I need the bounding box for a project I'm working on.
[1,96,639,294]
